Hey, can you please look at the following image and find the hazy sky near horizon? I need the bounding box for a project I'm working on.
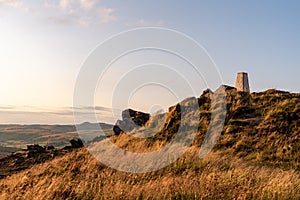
[0,0,299,124]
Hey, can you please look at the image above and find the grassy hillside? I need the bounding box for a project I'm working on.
[0,87,299,199]
[107,87,299,170]
[0,148,298,199]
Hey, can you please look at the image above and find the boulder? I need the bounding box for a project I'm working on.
[113,109,150,135]
[26,144,46,158]
[46,145,55,150]
[27,144,46,153]
[70,139,84,148]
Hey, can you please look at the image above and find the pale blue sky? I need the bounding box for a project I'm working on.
[0,0,299,124]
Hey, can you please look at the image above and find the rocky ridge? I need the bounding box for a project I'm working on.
[0,139,84,179]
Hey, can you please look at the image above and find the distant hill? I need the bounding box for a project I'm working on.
[0,122,113,157]
[0,87,299,199]
[77,122,113,131]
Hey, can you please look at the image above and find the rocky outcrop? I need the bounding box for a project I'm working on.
[0,145,58,179]
[113,109,150,135]
[164,104,181,131]
[27,144,47,158]
[63,138,84,149]
[0,139,86,179]
[70,139,84,148]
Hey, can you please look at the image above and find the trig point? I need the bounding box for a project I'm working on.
[235,72,250,92]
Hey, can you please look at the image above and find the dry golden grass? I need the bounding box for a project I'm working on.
[0,146,299,200]
[0,89,299,199]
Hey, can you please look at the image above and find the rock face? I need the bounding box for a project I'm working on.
[113,109,150,135]
[164,104,181,131]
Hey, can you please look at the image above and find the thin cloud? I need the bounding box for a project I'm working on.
[125,19,166,27]
[0,0,33,13]
[59,0,99,10]
[43,1,57,9]
[48,15,73,25]
[1,1,117,27]
[44,0,116,27]
[0,106,15,110]
[72,106,121,113]
[79,0,98,10]
[0,0,22,8]
[97,7,117,24]
[77,16,91,27]
[59,0,69,10]
[0,105,119,124]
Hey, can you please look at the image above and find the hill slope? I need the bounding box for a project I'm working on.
[0,148,298,199]
[0,87,299,199]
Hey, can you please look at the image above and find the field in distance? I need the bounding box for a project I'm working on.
[0,122,113,158]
